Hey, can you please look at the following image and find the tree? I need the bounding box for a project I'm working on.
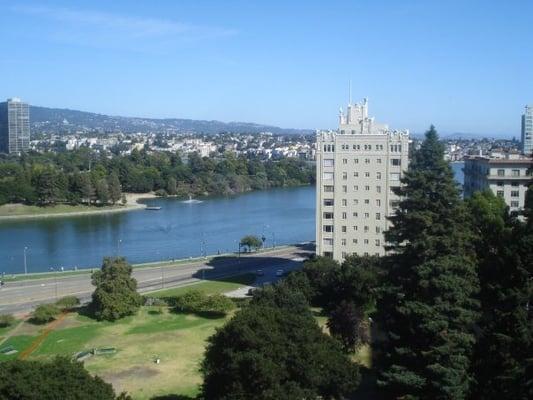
[0,357,130,400]
[107,173,122,204]
[0,314,15,328]
[327,301,368,353]
[202,305,359,399]
[467,190,533,399]
[239,235,263,252]
[95,178,110,205]
[80,173,94,205]
[31,304,60,324]
[90,257,143,321]
[378,126,479,399]
[166,176,177,196]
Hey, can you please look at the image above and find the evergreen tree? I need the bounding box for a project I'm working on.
[80,173,94,205]
[467,190,533,399]
[378,126,479,399]
[95,178,110,205]
[90,257,143,321]
[327,300,368,353]
[166,176,177,195]
[107,173,122,204]
[201,305,359,399]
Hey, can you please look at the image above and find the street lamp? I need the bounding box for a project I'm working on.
[117,239,122,256]
[23,246,28,275]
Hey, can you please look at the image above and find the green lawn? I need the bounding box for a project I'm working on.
[147,273,256,298]
[0,203,123,217]
[0,279,252,399]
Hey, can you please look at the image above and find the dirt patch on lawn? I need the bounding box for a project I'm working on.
[100,365,160,386]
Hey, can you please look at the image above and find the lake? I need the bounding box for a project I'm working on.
[0,162,464,274]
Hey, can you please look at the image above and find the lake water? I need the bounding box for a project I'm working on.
[0,162,464,274]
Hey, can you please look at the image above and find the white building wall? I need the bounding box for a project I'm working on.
[316,99,409,262]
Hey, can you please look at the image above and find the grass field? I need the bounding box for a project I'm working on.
[0,277,250,399]
[147,273,255,298]
[0,203,124,217]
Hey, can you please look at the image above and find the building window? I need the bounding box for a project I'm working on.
[512,169,520,177]
[364,212,369,218]
[342,212,347,219]
[353,199,359,205]
[364,199,370,205]
[342,172,348,180]
[390,200,400,208]
[323,238,333,246]
[377,158,382,164]
[323,251,333,258]
[352,238,358,244]
[323,212,334,219]
[497,169,505,176]
[342,199,347,206]
[354,172,359,177]
[342,185,347,193]
[391,158,401,166]
[376,199,381,206]
[323,172,334,180]
[354,158,359,164]
[323,225,333,232]
[364,226,369,232]
[365,185,370,191]
[364,239,369,244]
[376,172,381,179]
[353,226,358,231]
[352,212,358,217]
[376,226,381,233]
[341,225,347,233]
[343,158,348,164]
[341,239,347,246]
[342,251,347,258]
[376,186,381,193]
[375,239,381,246]
[510,201,519,207]
[365,158,370,164]
[353,185,359,191]
[497,190,504,197]
[324,199,334,206]
[365,172,370,177]
[511,182,519,187]
[497,181,504,186]
[324,185,334,192]
[376,213,381,220]
[390,173,400,181]
[511,190,519,197]
[323,159,334,167]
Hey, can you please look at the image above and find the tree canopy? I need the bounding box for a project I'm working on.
[90,257,143,321]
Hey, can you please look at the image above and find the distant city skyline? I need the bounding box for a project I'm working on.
[1,1,532,137]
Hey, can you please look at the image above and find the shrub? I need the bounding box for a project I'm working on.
[55,296,80,310]
[174,290,235,316]
[0,314,16,328]
[197,294,235,316]
[32,304,60,324]
[155,189,168,197]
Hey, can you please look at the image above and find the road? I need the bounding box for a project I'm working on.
[0,244,313,315]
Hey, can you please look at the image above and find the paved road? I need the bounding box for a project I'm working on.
[0,244,313,314]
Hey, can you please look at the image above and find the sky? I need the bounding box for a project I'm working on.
[0,0,531,137]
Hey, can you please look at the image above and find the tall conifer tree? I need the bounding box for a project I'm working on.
[378,126,479,399]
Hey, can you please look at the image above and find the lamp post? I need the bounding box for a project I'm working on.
[23,246,28,275]
[50,267,58,300]
[117,239,122,257]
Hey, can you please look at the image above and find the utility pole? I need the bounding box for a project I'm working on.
[23,246,28,275]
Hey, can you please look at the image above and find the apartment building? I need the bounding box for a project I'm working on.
[0,98,30,154]
[316,99,409,261]
[464,152,532,212]
[522,104,533,155]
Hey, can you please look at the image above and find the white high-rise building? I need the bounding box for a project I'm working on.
[0,98,30,154]
[521,105,533,155]
[315,99,409,261]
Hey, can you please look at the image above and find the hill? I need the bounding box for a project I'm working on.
[29,105,313,135]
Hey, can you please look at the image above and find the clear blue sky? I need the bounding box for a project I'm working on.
[1,0,531,136]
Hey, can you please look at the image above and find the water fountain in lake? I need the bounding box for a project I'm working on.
[181,194,203,204]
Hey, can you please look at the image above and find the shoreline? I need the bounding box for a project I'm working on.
[0,192,157,222]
